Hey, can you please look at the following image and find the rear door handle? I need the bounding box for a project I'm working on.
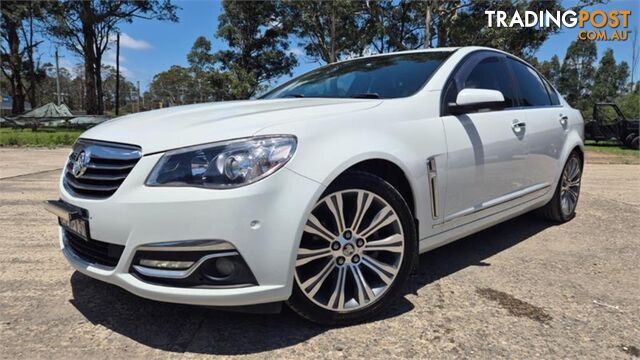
[511,119,526,132]
[559,114,569,127]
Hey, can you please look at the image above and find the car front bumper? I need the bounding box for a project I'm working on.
[56,153,324,306]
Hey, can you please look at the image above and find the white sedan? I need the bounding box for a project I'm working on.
[45,46,584,325]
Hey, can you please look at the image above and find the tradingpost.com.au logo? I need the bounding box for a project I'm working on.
[485,9,632,41]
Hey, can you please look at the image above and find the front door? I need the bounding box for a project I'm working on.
[439,52,529,227]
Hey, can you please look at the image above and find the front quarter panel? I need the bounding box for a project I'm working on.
[255,96,447,240]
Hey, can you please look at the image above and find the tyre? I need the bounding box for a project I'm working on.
[287,171,416,325]
[624,133,636,148]
[538,151,582,223]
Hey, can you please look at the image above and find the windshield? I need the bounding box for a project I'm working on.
[262,51,452,100]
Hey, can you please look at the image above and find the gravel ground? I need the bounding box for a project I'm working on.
[0,148,638,359]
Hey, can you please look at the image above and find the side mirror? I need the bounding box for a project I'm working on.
[449,88,505,114]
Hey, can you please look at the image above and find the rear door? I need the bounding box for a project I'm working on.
[439,51,529,227]
[506,58,567,190]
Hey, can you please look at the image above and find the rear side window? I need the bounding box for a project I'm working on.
[508,59,551,107]
[543,80,561,105]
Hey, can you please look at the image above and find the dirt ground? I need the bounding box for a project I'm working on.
[0,148,639,359]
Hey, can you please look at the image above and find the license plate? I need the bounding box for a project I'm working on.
[60,216,90,241]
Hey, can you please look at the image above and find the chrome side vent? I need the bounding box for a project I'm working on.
[427,157,439,219]
[63,139,142,199]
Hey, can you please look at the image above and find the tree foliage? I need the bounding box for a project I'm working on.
[45,0,178,114]
[215,0,297,98]
[558,40,598,108]
[285,0,374,63]
[0,1,49,114]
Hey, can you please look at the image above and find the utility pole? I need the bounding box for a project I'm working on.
[55,49,61,105]
[137,80,141,112]
[115,33,120,115]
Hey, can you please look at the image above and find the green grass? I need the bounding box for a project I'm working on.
[584,140,640,157]
[0,128,82,147]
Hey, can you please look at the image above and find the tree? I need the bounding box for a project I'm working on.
[1,1,47,114]
[539,55,561,85]
[102,65,135,113]
[147,65,193,106]
[445,0,563,58]
[214,0,297,98]
[631,26,639,84]
[616,61,630,94]
[187,36,215,103]
[1,1,26,114]
[286,0,372,64]
[46,0,178,114]
[366,0,428,53]
[591,49,631,101]
[558,40,597,107]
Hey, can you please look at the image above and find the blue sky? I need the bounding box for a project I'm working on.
[43,0,639,92]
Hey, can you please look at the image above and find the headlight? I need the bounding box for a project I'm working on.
[146,135,297,189]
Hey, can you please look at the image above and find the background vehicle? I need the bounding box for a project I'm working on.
[584,102,639,149]
[46,47,584,325]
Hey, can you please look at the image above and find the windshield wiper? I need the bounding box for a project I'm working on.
[351,93,382,99]
[284,94,305,98]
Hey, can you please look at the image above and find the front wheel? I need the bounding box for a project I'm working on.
[538,151,583,222]
[287,171,416,325]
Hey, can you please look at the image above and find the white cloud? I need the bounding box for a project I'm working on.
[110,33,152,50]
[103,47,132,77]
[289,47,305,56]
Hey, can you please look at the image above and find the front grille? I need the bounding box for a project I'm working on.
[64,139,142,199]
[64,230,125,267]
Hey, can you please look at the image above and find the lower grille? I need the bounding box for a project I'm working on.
[64,139,142,199]
[64,230,125,267]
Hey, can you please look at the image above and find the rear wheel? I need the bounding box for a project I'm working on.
[538,151,582,222]
[624,133,636,148]
[287,171,416,325]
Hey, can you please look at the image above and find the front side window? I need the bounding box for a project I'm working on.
[507,58,551,107]
[463,57,515,107]
[442,53,515,114]
[262,52,452,99]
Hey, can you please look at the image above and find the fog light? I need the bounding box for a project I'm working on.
[139,259,194,269]
[215,257,236,277]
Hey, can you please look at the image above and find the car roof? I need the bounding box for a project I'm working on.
[333,46,522,64]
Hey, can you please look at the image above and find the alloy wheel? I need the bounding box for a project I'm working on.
[560,155,581,216]
[294,189,404,312]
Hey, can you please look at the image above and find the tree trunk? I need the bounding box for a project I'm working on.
[4,11,25,114]
[437,25,447,47]
[435,1,449,48]
[80,1,99,114]
[329,2,336,63]
[26,6,37,108]
[424,1,431,49]
[95,53,104,114]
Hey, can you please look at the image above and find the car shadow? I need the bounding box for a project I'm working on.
[69,213,554,355]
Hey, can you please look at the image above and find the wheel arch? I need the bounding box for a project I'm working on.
[556,130,585,186]
[334,158,416,218]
